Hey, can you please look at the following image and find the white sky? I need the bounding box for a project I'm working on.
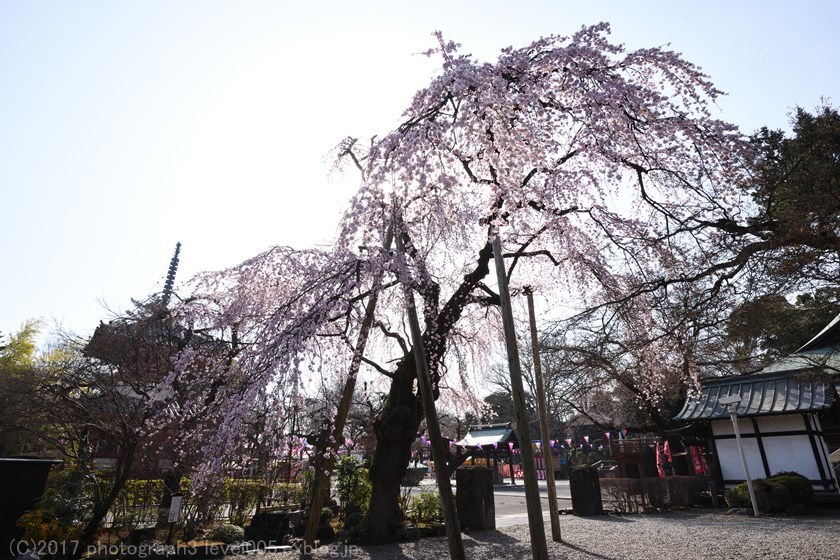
[2,0,838,343]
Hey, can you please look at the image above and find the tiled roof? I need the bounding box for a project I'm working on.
[455,423,517,447]
[674,373,835,421]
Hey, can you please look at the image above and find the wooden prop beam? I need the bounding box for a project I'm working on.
[525,286,562,542]
[492,235,548,560]
[395,215,466,560]
[303,226,393,551]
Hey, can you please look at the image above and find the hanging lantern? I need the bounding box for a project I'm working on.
[566,438,572,447]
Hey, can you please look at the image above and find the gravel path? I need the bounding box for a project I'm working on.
[239,510,840,559]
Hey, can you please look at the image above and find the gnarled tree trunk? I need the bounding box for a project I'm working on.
[361,242,494,543]
[361,354,422,543]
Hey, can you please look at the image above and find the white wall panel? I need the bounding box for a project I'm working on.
[715,438,765,483]
[763,435,820,478]
[757,415,805,432]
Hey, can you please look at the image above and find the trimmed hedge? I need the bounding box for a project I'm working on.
[600,476,706,512]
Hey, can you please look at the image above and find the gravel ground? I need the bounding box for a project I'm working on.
[237,509,840,560]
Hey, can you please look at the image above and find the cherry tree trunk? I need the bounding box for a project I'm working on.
[361,354,422,544]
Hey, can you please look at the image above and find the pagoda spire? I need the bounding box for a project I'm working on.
[161,242,181,308]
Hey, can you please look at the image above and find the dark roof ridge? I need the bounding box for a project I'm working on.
[700,367,830,386]
[797,312,840,353]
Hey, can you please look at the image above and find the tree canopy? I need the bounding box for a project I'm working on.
[743,106,840,290]
[165,24,761,541]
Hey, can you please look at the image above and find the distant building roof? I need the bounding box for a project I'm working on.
[674,372,835,421]
[455,423,517,447]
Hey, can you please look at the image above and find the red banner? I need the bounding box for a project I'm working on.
[689,446,708,475]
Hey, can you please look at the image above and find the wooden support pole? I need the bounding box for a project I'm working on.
[395,216,466,560]
[491,235,548,560]
[303,227,393,552]
[525,286,562,542]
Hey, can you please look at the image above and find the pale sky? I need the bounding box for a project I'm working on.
[2,0,837,343]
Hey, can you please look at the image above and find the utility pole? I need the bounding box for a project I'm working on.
[492,235,548,560]
[525,286,562,542]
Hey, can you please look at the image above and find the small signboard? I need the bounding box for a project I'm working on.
[168,493,184,523]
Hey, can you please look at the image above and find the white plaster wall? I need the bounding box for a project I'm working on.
[715,439,765,482]
[712,414,829,485]
[763,435,820,478]
[757,415,805,432]
[712,417,755,436]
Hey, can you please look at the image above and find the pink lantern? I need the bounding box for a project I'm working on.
[605,432,611,440]
[566,438,572,447]
[583,435,590,443]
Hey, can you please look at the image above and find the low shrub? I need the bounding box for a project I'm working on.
[768,471,814,505]
[209,523,245,544]
[726,471,813,513]
[336,456,372,515]
[406,492,442,525]
[725,479,792,513]
[344,512,364,530]
[17,464,99,543]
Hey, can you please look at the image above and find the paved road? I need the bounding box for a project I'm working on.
[493,479,571,527]
[413,478,572,528]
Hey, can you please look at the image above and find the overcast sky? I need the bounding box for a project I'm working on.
[2,0,837,343]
